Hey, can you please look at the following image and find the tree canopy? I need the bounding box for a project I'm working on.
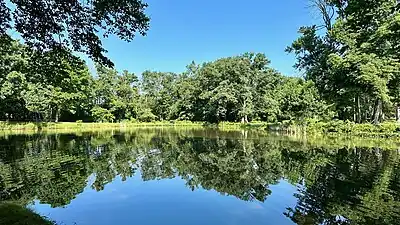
[287,0,400,124]
[0,39,331,123]
[1,0,400,125]
[1,0,150,66]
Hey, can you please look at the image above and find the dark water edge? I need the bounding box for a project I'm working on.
[0,128,399,225]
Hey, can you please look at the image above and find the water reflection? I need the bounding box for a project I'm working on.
[0,129,399,224]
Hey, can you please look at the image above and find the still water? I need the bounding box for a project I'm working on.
[1,128,400,225]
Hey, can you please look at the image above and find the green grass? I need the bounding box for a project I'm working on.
[260,119,400,137]
[202,121,268,130]
[0,121,270,132]
[0,203,56,225]
[279,133,400,150]
[2,120,400,139]
[0,121,204,131]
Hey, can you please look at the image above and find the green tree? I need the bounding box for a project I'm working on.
[0,37,31,121]
[288,0,400,124]
[328,0,400,124]
[25,49,93,122]
[2,0,150,66]
[141,71,177,120]
[273,77,334,121]
[195,53,272,122]
[168,73,199,121]
[92,64,140,122]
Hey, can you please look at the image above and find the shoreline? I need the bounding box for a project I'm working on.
[0,121,205,131]
[1,121,400,139]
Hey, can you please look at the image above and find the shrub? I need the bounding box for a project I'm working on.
[91,106,115,123]
[138,108,157,122]
[76,120,83,125]
[378,122,399,133]
[352,123,376,133]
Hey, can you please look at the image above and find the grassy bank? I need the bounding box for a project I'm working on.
[266,120,400,138]
[0,121,268,132]
[2,120,400,139]
[0,121,205,131]
[0,203,56,225]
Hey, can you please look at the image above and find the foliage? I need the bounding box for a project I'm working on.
[141,71,177,120]
[1,39,334,124]
[265,77,335,121]
[1,0,150,66]
[91,106,115,123]
[288,0,400,124]
[2,0,400,127]
[137,108,157,122]
[92,64,139,122]
[0,39,93,122]
[137,53,332,123]
[284,120,400,138]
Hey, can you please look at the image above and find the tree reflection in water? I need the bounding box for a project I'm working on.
[0,129,399,224]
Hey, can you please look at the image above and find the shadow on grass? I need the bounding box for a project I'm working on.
[0,203,56,225]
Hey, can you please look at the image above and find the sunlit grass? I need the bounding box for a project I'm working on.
[0,121,204,131]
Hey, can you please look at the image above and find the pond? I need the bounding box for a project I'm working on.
[0,128,399,225]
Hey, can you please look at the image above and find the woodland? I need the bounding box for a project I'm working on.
[1,0,400,125]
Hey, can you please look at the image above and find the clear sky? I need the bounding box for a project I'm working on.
[98,0,319,77]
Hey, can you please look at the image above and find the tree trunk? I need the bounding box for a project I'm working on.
[356,95,361,123]
[241,100,249,123]
[353,97,356,122]
[49,106,53,122]
[55,108,60,123]
[36,112,42,122]
[396,104,400,122]
[372,99,382,124]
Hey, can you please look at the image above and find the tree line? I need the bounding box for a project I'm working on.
[0,37,330,123]
[1,0,400,124]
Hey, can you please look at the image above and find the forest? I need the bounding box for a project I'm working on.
[1,0,400,125]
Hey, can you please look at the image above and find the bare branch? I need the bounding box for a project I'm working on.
[309,0,336,31]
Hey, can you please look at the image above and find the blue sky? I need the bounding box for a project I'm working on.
[95,0,319,77]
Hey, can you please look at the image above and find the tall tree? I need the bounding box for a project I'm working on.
[92,64,140,122]
[141,71,177,121]
[28,49,93,122]
[328,0,400,124]
[288,0,400,123]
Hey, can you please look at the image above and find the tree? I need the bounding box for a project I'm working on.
[23,49,93,122]
[22,83,52,121]
[0,37,31,121]
[92,64,140,122]
[141,71,177,120]
[288,0,400,123]
[195,53,272,123]
[265,77,334,122]
[328,0,400,124]
[2,0,150,66]
[168,74,199,121]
